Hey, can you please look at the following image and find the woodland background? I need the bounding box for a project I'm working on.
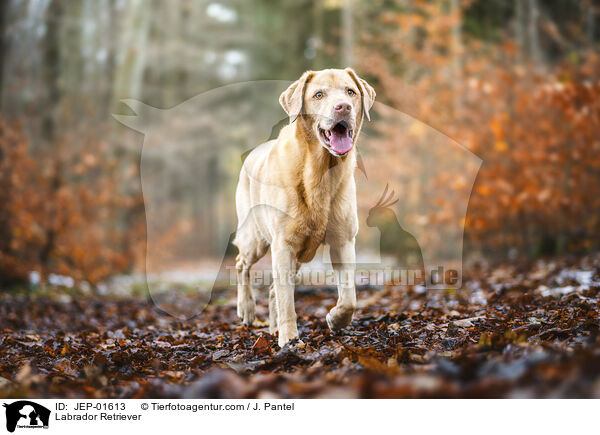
[0,0,597,286]
[1,0,600,399]
[1,0,599,288]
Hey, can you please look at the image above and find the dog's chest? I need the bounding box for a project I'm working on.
[284,152,352,263]
[289,190,333,263]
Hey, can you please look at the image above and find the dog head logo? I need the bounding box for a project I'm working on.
[3,401,50,432]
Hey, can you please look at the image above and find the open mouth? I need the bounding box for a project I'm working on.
[319,121,354,156]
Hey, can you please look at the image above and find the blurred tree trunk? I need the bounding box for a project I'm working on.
[342,0,353,67]
[515,0,525,59]
[62,0,83,117]
[103,0,119,111]
[0,0,8,106]
[42,0,63,143]
[112,0,150,110]
[527,0,542,64]
[515,0,543,63]
[312,0,324,69]
[40,0,65,282]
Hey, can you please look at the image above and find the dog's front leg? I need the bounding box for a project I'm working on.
[271,239,299,347]
[327,239,357,330]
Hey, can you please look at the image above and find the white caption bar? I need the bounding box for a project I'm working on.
[1,399,597,434]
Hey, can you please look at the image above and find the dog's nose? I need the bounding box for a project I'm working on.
[334,102,352,114]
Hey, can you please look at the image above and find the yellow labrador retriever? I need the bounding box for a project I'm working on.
[234,68,375,347]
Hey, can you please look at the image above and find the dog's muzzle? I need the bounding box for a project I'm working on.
[319,120,354,156]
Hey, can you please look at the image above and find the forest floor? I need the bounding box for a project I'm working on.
[1,254,600,399]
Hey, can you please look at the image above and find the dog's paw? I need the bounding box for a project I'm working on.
[277,323,299,348]
[279,338,305,352]
[326,305,355,330]
[237,297,255,326]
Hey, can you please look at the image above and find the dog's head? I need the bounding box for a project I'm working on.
[280,68,375,157]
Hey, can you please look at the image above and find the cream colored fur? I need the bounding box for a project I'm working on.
[233,68,375,347]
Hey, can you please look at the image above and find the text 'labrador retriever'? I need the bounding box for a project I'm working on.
[234,68,375,347]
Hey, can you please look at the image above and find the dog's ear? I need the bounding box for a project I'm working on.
[345,68,376,121]
[279,70,314,123]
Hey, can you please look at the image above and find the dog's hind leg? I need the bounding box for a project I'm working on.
[234,235,268,326]
[235,254,254,325]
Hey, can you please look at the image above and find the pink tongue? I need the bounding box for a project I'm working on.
[330,129,353,154]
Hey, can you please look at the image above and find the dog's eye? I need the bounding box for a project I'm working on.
[313,91,323,99]
[347,89,357,96]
